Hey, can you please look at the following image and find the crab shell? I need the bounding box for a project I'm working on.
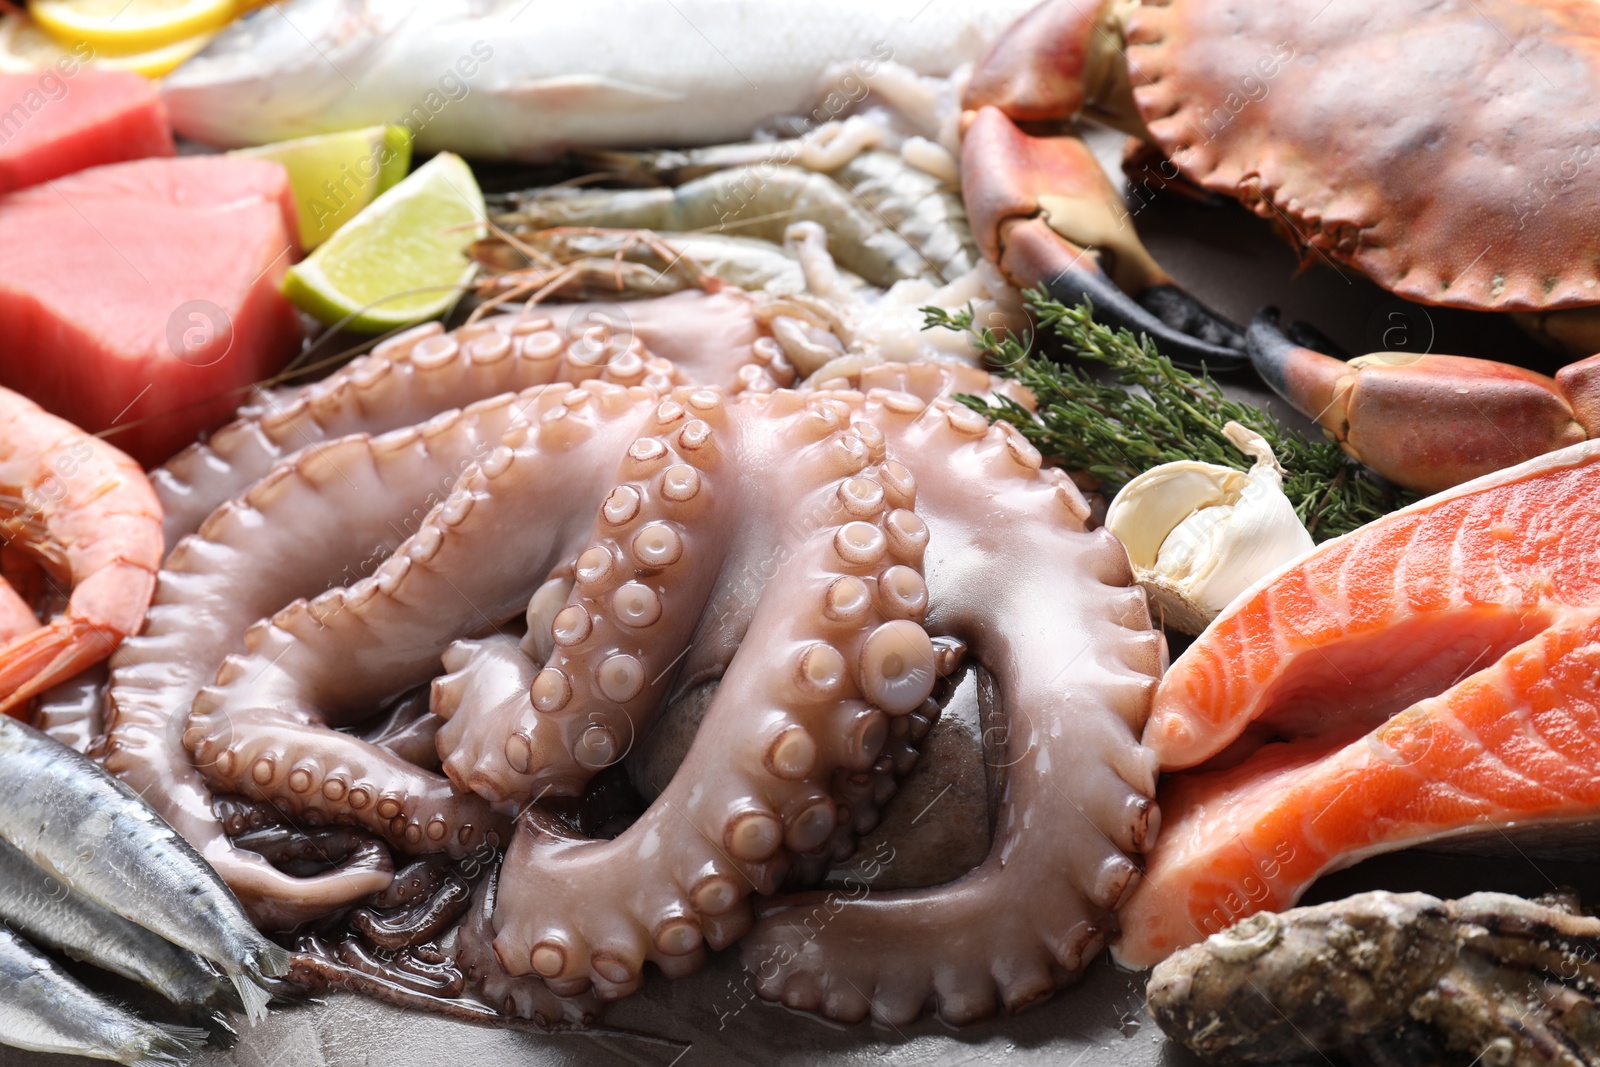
[1127,0,1600,314]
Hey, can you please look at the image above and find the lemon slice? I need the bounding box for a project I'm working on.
[30,0,235,55]
[233,126,412,250]
[0,13,211,77]
[284,152,484,333]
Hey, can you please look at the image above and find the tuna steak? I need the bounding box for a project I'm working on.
[0,156,301,466]
[1117,439,1600,968]
[0,67,174,194]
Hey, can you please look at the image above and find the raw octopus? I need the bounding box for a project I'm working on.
[104,287,1164,1026]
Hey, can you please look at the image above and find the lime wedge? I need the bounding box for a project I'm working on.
[283,152,484,333]
[233,125,412,249]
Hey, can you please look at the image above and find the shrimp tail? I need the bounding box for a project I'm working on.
[0,614,117,714]
[0,576,37,643]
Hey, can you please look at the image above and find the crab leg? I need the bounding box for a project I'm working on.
[1248,309,1592,493]
[962,107,1246,369]
[960,0,1248,369]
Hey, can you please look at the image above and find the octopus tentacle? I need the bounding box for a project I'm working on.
[738,391,1165,1026]
[350,872,473,951]
[492,418,937,998]
[455,865,601,1027]
[432,635,543,804]
[106,387,568,927]
[519,573,574,664]
[105,401,547,927]
[155,291,778,548]
[367,856,454,911]
[182,381,663,855]
[443,391,744,801]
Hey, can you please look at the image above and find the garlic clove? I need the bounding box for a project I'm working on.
[1106,423,1314,635]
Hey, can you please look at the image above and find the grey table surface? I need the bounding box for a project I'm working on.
[1,126,1578,1067]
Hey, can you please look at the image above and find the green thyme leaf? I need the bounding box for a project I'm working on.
[927,290,1414,541]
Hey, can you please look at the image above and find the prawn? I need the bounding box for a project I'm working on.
[0,387,161,714]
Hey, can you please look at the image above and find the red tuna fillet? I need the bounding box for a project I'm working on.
[0,156,301,466]
[0,66,174,193]
[1116,440,1600,968]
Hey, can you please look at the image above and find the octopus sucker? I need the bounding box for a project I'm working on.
[738,393,1164,1028]
[179,383,666,856]
[153,292,778,550]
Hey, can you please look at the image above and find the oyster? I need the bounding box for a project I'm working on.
[1148,890,1600,1066]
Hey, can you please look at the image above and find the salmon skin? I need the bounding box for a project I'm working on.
[1117,438,1600,968]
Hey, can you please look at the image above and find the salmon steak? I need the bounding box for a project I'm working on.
[1116,439,1600,969]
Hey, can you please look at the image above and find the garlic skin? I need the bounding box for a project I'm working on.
[1106,423,1315,634]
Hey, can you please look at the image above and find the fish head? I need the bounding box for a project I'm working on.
[161,0,425,148]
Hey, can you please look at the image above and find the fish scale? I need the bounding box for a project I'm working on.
[1118,440,1600,969]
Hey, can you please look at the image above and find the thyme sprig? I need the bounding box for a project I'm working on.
[929,291,1413,541]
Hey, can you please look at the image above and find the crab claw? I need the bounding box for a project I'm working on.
[963,0,1121,124]
[1248,308,1588,493]
[962,107,1246,370]
[1555,353,1600,440]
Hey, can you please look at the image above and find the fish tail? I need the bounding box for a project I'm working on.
[194,1008,239,1049]
[229,970,274,1025]
[133,1021,209,1067]
[227,939,293,1024]
[256,940,292,979]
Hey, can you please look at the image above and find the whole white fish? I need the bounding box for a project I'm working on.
[161,0,1037,158]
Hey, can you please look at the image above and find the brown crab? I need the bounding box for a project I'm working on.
[960,0,1600,487]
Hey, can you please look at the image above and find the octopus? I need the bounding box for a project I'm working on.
[102,281,1165,1027]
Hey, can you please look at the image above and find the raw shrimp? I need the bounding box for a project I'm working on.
[496,164,937,288]
[0,387,162,714]
[472,227,841,302]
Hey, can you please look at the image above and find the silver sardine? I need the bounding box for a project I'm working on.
[0,716,288,1021]
[0,924,206,1066]
[0,835,241,1031]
